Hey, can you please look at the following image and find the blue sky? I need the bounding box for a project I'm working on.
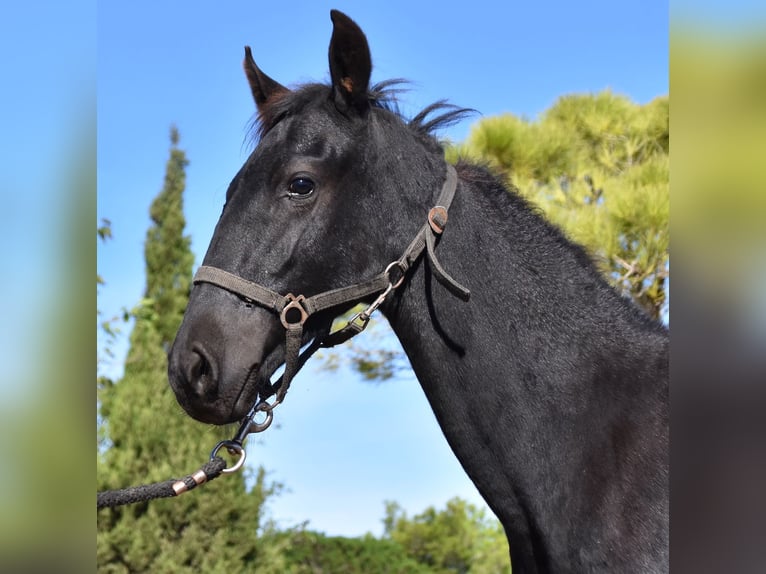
[97,1,668,536]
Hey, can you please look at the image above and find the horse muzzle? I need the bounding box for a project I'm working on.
[167,285,284,424]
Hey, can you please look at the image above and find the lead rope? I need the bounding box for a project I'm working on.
[97,457,229,509]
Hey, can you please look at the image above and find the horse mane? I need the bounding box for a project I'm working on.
[247,79,475,149]
[452,159,661,324]
[369,79,476,139]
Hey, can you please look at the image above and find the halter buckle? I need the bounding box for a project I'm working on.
[428,206,448,235]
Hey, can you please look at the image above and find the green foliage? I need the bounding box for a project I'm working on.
[97,128,285,573]
[144,124,195,345]
[384,499,511,574]
[257,497,510,574]
[98,217,113,242]
[98,218,113,289]
[267,529,430,573]
[452,90,669,320]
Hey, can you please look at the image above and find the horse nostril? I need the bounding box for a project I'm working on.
[187,345,218,398]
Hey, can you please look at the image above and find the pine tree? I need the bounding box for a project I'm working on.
[449,90,669,320]
[97,127,287,573]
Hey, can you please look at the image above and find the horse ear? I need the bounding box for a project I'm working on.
[328,10,371,114]
[243,46,289,112]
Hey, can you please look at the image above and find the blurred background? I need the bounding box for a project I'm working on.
[670,2,766,572]
[1,1,95,571]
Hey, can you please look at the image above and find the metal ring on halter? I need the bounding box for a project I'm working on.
[210,440,247,474]
[247,401,276,433]
[280,294,309,328]
[385,261,407,289]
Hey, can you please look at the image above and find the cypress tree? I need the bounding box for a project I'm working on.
[97,127,287,573]
[144,125,194,346]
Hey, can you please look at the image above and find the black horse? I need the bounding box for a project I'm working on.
[168,10,668,573]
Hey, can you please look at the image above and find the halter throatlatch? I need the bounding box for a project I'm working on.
[195,164,469,448]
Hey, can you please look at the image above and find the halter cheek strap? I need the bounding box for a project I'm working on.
[192,164,469,437]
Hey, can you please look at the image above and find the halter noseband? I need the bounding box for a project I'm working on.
[193,164,469,441]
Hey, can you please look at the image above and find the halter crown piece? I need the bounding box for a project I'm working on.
[193,164,469,443]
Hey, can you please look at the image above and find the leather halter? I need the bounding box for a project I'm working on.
[193,164,469,437]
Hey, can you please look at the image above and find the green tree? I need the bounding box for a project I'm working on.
[268,529,431,574]
[450,90,669,319]
[383,498,511,574]
[145,126,195,345]
[256,498,511,574]
[97,127,286,573]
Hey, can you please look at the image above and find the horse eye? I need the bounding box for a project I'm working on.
[288,177,315,197]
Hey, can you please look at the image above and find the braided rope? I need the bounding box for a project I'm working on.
[97,456,227,509]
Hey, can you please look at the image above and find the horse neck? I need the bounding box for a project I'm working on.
[382,165,669,572]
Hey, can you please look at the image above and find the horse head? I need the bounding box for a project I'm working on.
[168,11,455,424]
